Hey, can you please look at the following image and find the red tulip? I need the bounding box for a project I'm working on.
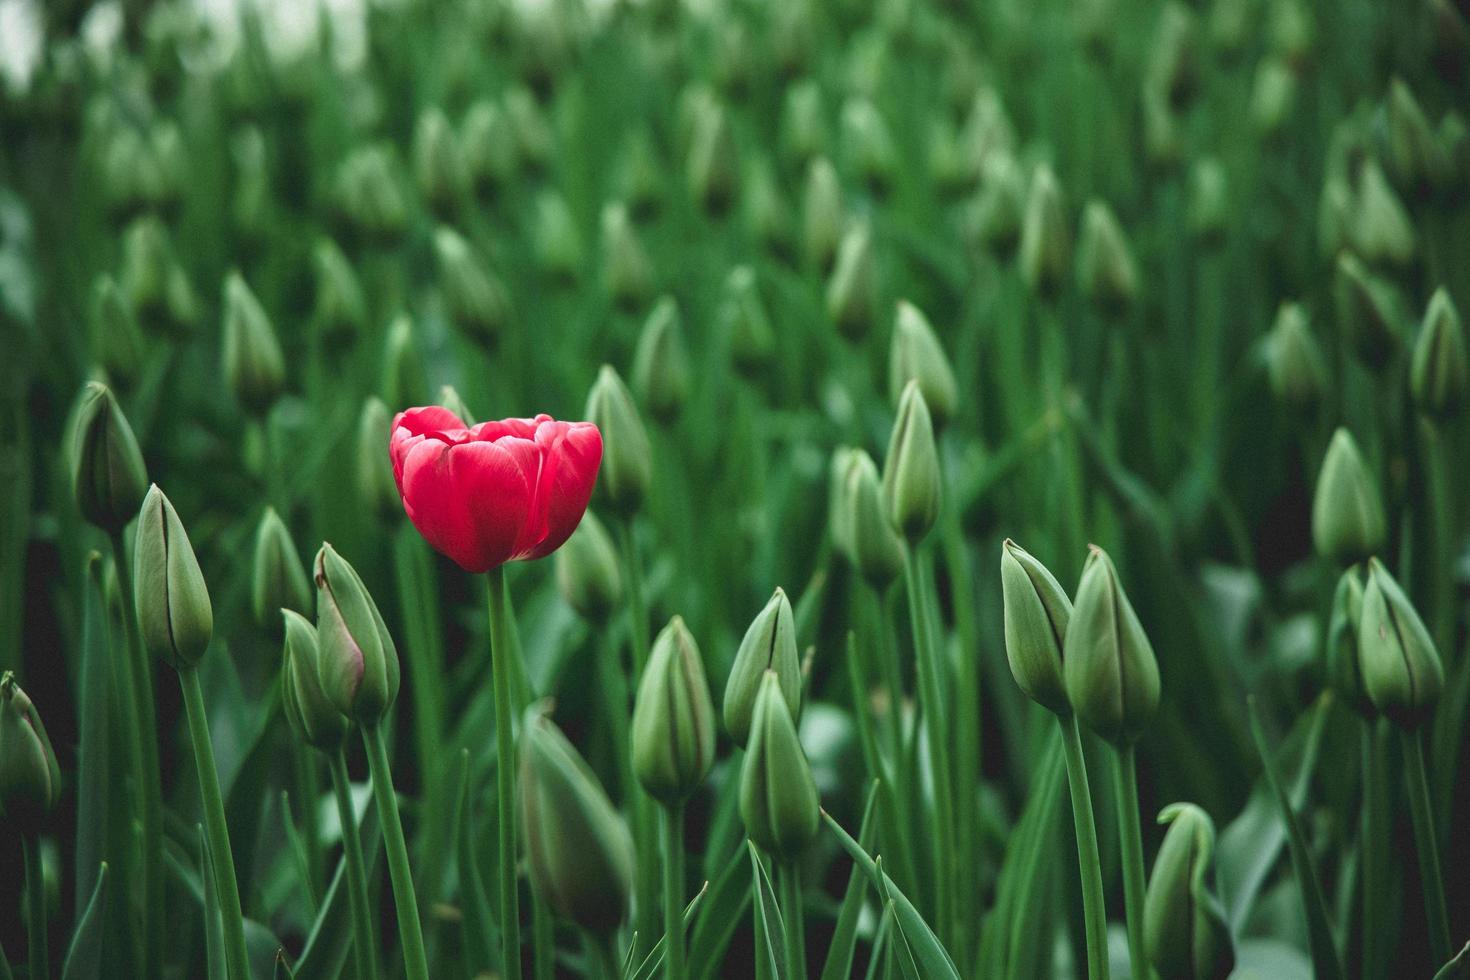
[389,407,603,573]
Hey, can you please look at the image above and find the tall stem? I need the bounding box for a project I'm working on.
[617,518,650,676]
[363,722,430,980]
[179,667,251,980]
[532,889,555,980]
[330,750,379,980]
[584,932,621,980]
[289,737,324,903]
[24,837,46,980]
[663,805,686,980]
[598,631,633,803]
[109,532,163,980]
[1115,746,1149,980]
[1060,715,1110,980]
[778,861,805,980]
[486,565,522,976]
[1401,728,1451,965]
[617,516,660,954]
[1360,722,1385,980]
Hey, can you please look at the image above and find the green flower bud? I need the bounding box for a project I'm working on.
[413,107,468,218]
[1383,78,1444,194]
[841,97,896,194]
[744,155,794,258]
[1249,59,1297,136]
[585,365,652,515]
[1350,160,1415,268]
[519,708,635,934]
[1439,112,1468,189]
[1318,176,1354,259]
[434,227,509,345]
[314,542,400,724]
[1000,540,1073,715]
[122,216,183,331]
[632,616,716,805]
[462,100,517,194]
[1209,0,1252,56]
[1145,2,1199,110]
[1063,546,1160,746]
[357,397,401,522]
[966,152,1026,255]
[631,297,690,423]
[802,157,844,273]
[1333,253,1400,365]
[600,202,653,312]
[507,88,554,175]
[1265,302,1327,411]
[382,315,428,411]
[1326,566,1375,718]
[616,129,663,221]
[828,447,859,561]
[687,102,738,216]
[252,507,311,638]
[1187,157,1229,244]
[0,672,62,834]
[841,449,906,591]
[437,385,474,425]
[1410,288,1467,421]
[533,191,585,285]
[960,89,1017,181]
[231,126,271,243]
[882,381,941,543]
[1359,559,1444,728]
[92,274,144,386]
[554,510,622,623]
[928,118,975,198]
[1076,200,1138,314]
[336,145,408,243]
[1268,0,1314,62]
[281,610,349,753]
[889,301,958,429]
[1144,803,1234,980]
[725,587,802,747]
[134,485,214,670]
[1018,165,1071,299]
[739,671,820,859]
[781,80,829,169]
[826,222,877,341]
[721,266,775,375]
[1311,428,1386,566]
[222,271,285,415]
[1143,90,1185,169]
[69,381,148,533]
[312,237,367,345]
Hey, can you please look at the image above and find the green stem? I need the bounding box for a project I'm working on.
[903,547,954,944]
[290,736,324,904]
[617,516,660,955]
[179,667,251,980]
[532,888,555,980]
[1114,746,1149,980]
[598,630,634,804]
[363,722,430,980]
[617,517,650,676]
[778,861,805,980]
[871,585,906,777]
[109,532,163,980]
[1401,728,1451,965]
[1360,722,1385,980]
[663,805,687,980]
[486,565,522,977]
[584,932,620,980]
[24,837,46,980]
[330,750,380,980]
[1059,716,1110,980]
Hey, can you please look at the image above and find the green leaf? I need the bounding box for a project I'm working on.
[1433,941,1470,980]
[199,826,227,980]
[280,791,318,918]
[293,799,382,980]
[749,842,789,980]
[626,883,710,980]
[61,863,108,980]
[819,781,880,980]
[273,948,298,980]
[1247,697,1345,980]
[454,748,497,974]
[688,836,754,980]
[74,555,111,920]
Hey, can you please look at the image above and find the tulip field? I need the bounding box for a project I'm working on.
[3,0,1470,977]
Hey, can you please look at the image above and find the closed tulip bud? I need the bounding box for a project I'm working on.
[1318,177,1354,259]
[721,266,775,375]
[519,709,634,934]
[462,100,517,194]
[554,510,622,623]
[585,365,652,515]
[1143,91,1185,169]
[1359,559,1445,728]
[725,588,802,747]
[312,238,366,345]
[92,274,144,385]
[252,508,311,637]
[882,381,941,543]
[802,157,844,272]
[434,227,509,345]
[616,130,663,221]
[600,203,653,311]
[687,102,738,216]
[1326,566,1375,718]
[1145,803,1234,980]
[826,222,877,341]
[1439,113,1468,188]
[69,381,148,533]
[1265,302,1327,411]
[1351,161,1415,268]
[961,89,1018,178]
[841,450,906,590]
[632,617,715,805]
[1311,428,1386,566]
[744,156,794,258]
[1019,165,1071,299]
[336,145,408,242]
[631,297,690,423]
[967,152,1026,254]
[413,107,468,217]
[1249,59,1297,136]
[1187,157,1229,244]
[1410,288,1467,421]
[534,191,585,284]
[1145,2,1199,110]
[1333,254,1400,365]
[1064,546,1160,746]
[828,447,858,560]
[314,543,400,724]
[1383,78,1444,194]
[0,673,61,834]
[507,88,554,175]
[739,671,820,859]
[841,97,896,194]
[280,610,349,752]
[928,119,974,197]
[1000,540,1072,715]
[121,216,175,328]
[231,126,271,242]
[357,397,401,521]
[382,315,428,411]
[134,485,214,670]
[1269,0,1314,62]
[437,385,474,425]
[222,272,285,415]
[781,81,829,168]
[889,301,958,429]
[1076,200,1139,313]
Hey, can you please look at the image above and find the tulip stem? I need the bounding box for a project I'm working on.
[1059,715,1110,980]
[617,517,650,675]
[599,631,634,803]
[179,666,251,980]
[778,861,806,980]
[583,932,620,980]
[662,805,686,980]
[1114,746,1149,980]
[363,721,431,980]
[532,888,555,980]
[108,531,164,980]
[1401,728,1450,965]
[617,516,660,955]
[24,837,47,980]
[1360,722,1387,980]
[329,749,380,980]
[486,565,522,977]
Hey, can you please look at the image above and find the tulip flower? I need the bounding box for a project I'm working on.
[724,587,802,747]
[1144,804,1234,980]
[389,407,603,574]
[69,381,148,534]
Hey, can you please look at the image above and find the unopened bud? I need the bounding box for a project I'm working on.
[69,381,148,533]
[967,152,1026,255]
[826,222,877,341]
[336,145,408,243]
[631,297,690,423]
[434,227,509,345]
[507,88,554,175]
[744,155,794,258]
[462,100,517,195]
[725,588,802,747]
[739,671,820,859]
[882,381,941,543]
[413,107,468,217]
[1311,428,1386,566]
[252,507,312,638]
[554,510,622,624]
[281,610,350,752]
[841,97,896,194]
[1333,254,1401,365]
[687,102,738,216]
[1187,158,1229,244]
[314,543,400,723]
[135,485,214,670]
[0,673,61,834]
[1000,540,1072,715]
[840,450,905,590]
[632,616,715,805]
[534,191,585,284]
[222,272,285,415]
[617,130,663,221]
[600,203,653,312]
[437,385,474,426]
[721,266,775,375]
[1064,546,1160,746]
[357,397,401,521]
[585,365,652,515]
[889,301,958,428]
[312,238,367,345]
[382,315,428,411]
[1383,78,1444,194]
[1359,559,1444,728]
[802,157,844,272]
[781,81,829,169]
[1145,3,1200,110]
[1410,288,1467,421]
[1076,200,1138,313]
[1350,161,1415,268]
[1326,566,1374,718]
[92,275,144,386]
[1265,302,1327,412]
[1249,59,1297,136]
[1019,165,1070,299]
[1145,803,1234,980]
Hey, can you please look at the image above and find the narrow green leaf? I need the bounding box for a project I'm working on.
[293,799,382,980]
[74,555,111,919]
[199,826,227,980]
[749,842,789,980]
[627,883,709,980]
[280,791,319,918]
[60,863,108,980]
[688,833,754,980]
[1432,942,1470,980]
[819,781,880,980]
[454,748,498,974]
[273,948,298,980]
